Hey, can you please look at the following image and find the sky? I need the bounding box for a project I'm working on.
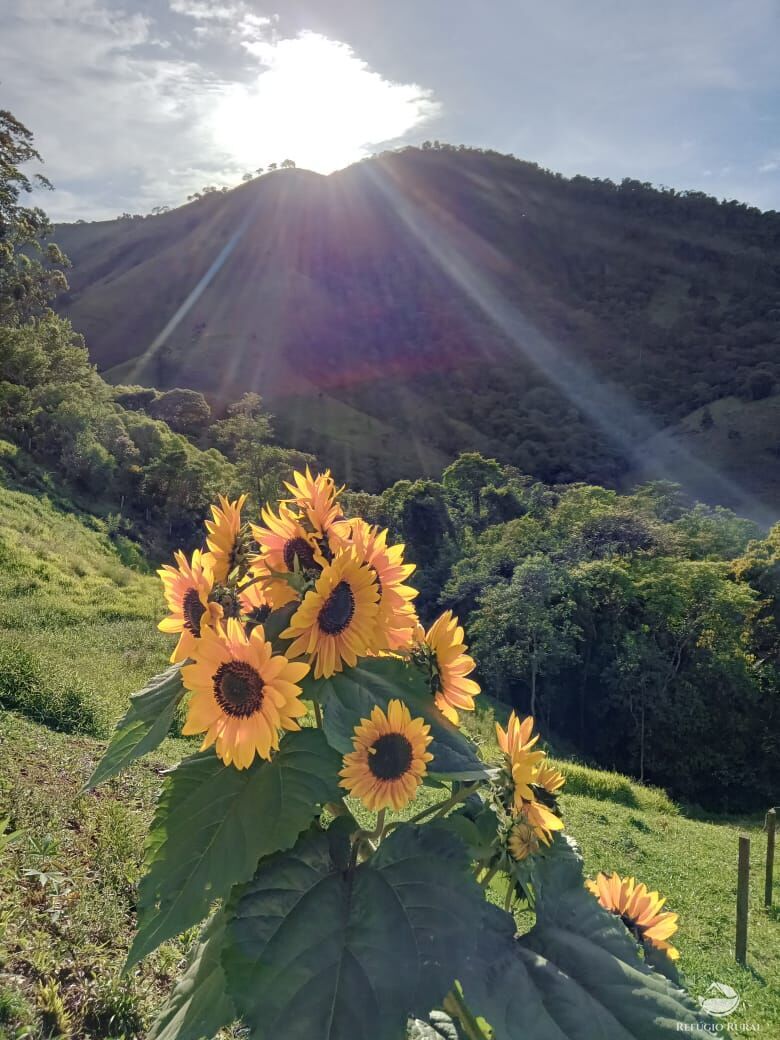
[2,0,780,221]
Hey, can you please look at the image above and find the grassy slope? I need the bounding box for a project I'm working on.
[268,381,451,487]
[0,482,167,732]
[0,483,778,1037]
[628,392,780,520]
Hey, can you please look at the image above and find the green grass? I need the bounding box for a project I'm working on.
[0,481,777,1037]
[629,392,780,517]
[563,796,780,1032]
[0,482,168,733]
[271,381,452,489]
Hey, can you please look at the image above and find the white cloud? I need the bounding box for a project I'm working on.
[213,32,439,174]
[0,0,438,220]
[169,0,241,19]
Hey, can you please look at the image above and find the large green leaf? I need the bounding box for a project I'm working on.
[86,664,185,788]
[128,727,341,966]
[148,912,235,1040]
[221,823,486,1040]
[528,835,680,983]
[315,657,490,780]
[439,795,499,862]
[522,835,641,962]
[456,836,707,1039]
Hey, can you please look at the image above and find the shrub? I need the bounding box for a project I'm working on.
[0,984,36,1033]
[81,975,145,1040]
[0,642,105,737]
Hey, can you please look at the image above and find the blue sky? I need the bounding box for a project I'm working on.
[2,0,779,221]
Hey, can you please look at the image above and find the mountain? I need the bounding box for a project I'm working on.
[53,146,780,516]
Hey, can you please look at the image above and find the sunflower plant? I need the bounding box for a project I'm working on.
[88,469,710,1040]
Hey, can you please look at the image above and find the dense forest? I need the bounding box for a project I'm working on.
[2,110,778,811]
[52,142,780,514]
[341,458,780,810]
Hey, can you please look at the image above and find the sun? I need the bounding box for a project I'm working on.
[210,32,437,175]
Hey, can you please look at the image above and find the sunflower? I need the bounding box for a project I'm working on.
[340,699,433,812]
[281,549,380,678]
[181,618,309,769]
[251,503,325,577]
[237,571,272,628]
[205,494,248,583]
[239,561,298,614]
[283,467,345,540]
[521,798,564,845]
[586,872,680,961]
[418,610,480,725]
[158,549,223,663]
[507,747,547,810]
[535,761,566,796]
[349,520,418,651]
[495,711,540,759]
[508,817,542,861]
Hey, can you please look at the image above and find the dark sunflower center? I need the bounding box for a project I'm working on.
[318,580,355,635]
[213,586,241,619]
[246,603,271,628]
[182,587,206,636]
[228,537,239,573]
[619,912,645,942]
[283,536,316,572]
[368,733,413,780]
[212,661,265,718]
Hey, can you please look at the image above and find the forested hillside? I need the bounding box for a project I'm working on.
[53,145,780,514]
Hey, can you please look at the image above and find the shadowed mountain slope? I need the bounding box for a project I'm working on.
[53,148,780,512]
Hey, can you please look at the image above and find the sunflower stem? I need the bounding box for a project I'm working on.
[371,809,387,840]
[443,986,491,1040]
[478,865,499,889]
[235,573,263,593]
[313,701,323,728]
[384,781,481,834]
[504,879,515,913]
[348,809,387,871]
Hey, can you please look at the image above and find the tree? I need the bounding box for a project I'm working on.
[113,385,160,412]
[671,503,760,561]
[0,110,68,324]
[280,159,296,169]
[733,524,780,665]
[381,479,458,616]
[148,387,212,437]
[211,393,311,506]
[442,451,503,517]
[601,558,756,787]
[211,393,271,455]
[242,172,254,183]
[471,555,579,719]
